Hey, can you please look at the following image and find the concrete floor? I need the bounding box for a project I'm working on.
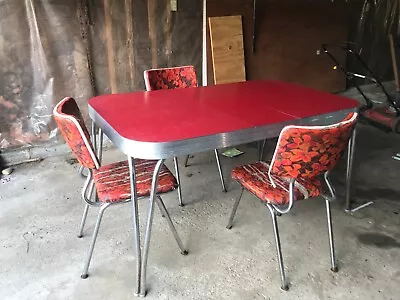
[1,123,400,300]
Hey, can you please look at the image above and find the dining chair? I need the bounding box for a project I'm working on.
[53,97,187,279]
[226,112,358,290]
[144,66,227,205]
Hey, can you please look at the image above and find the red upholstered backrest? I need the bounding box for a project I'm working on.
[269,113,358,180]
[144,66,198,91]
[53,97,99,169]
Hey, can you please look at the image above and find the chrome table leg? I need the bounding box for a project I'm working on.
[91,122,97,152]
[139,159,165,297]
[173,157,184,206]
[184,155,190,167]
[97,128,103,164]
[128,157,142,296]
[226,188,244,229]
[214,149,227,192]
[259,139,267,161]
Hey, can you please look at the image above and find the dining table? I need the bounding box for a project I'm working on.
[88,80,359,297]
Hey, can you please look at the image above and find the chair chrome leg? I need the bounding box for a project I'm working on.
[345,128,356,212]
[81,203,111,279]
[78,165,88,178]
[184,155,190,167]
[326,200,338,272]
[173,157,184,206]
[214,149,227,192]
[78,204,90,238]
[140,159,164,296]
[267,204,288,291]
[226,188,244,229]
[156,195,188,255]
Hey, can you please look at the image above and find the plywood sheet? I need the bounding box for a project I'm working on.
[209,15,246,84]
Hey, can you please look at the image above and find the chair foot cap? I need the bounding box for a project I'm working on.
[226,225,233,230]
[178,204,185,207]
[222,188,227,193]
[77,235,83,238]
[181,250,189,255]
[281,285,289,291]
[331,266,338,272]
[81,274,89,279]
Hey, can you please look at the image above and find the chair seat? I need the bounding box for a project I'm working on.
[231,161,324,205]
[93,160,178,203]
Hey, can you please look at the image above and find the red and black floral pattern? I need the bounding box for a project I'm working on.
[270,113,358,180]
[144,66,198,90]
[93,160,178,203]
[53,97,98,169]
[232,161,323,205]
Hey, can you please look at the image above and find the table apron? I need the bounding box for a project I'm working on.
[89,107,357,159]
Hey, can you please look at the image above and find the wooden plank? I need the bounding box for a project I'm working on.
[125,0,135,89]
[104,0,117,93]
[164,1,173,65]
[208,15,246,84]
[147,0,157,68]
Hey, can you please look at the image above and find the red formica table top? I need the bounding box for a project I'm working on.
[89,80,359,143]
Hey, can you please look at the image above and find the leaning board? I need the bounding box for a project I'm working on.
[208,15,246,85]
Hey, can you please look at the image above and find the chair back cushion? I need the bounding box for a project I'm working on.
[53,97,99,169]
[269,112,358,181]
[144,66,198,91]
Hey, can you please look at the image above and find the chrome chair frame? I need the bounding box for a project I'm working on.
[78,161,188,279]
[226,172,338,291]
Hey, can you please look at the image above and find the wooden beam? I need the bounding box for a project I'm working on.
[164,0,172,65]
[125,0,135,89]
[104,0,117,93]
[147,0,157,68]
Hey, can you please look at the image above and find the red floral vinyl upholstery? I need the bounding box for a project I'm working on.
[270,113,358,180]
[53,97,98,169]
[93,159,178,203]
[232,161,323,205]
[144,66,198,91]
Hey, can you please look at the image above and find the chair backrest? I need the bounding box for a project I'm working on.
[143,66,198,91]
[53,97,99,170]
[269,112,358,182]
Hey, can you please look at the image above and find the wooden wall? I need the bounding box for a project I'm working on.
[207,0,350,92]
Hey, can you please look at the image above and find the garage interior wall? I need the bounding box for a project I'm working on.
[0,0,398,152]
